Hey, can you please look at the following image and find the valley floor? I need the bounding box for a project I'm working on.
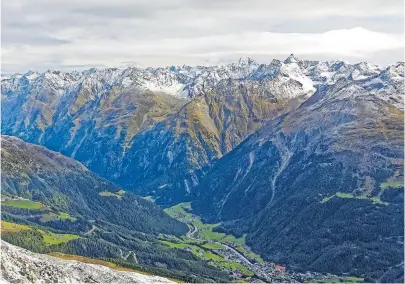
[161,202,365,283]
[0,195,365,283]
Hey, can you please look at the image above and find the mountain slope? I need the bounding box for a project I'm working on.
[1,135,187,236]
[1,57,403,205]
[1,240,174,283]
[1,56,317,203]
[113,74,312,204]
[1,78,186,178]
[0,135,230,283]
[193,75,404,281]
[1,56,404,282]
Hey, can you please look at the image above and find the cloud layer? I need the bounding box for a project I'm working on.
[2,0,404,73]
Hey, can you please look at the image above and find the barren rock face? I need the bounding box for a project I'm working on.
[1,240,174,283]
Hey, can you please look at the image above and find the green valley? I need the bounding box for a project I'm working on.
[162,202,363,283]
[0,136,230,283]
[1,53,403,283]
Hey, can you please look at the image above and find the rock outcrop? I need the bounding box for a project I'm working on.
[1,240,174,283]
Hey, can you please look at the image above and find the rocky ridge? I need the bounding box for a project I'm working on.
[1,240,173,283]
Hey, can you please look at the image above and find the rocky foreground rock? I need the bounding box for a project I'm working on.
[1,240,174,283]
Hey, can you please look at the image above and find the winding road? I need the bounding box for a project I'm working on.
[185,221,272,281]
[84,225,97,236]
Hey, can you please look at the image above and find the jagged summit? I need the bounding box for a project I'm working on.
[2,57,402,105]
[284,53,299,64]
[237,56,256,66]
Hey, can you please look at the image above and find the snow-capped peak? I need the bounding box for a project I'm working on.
[1,58,403,107]
[237,56,256,66]
[284,54,299,64]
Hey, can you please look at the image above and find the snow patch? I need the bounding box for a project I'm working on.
[142,81,186,98]
[167,151,173,165]
[121,77,133,87]
[158,184,168,189]
[184,179,191,194]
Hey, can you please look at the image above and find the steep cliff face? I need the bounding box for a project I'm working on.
[1,240,173,283]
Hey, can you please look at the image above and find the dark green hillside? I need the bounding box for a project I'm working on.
[1,135,187,236]
[193,80,404,282]
[1,135,230,282]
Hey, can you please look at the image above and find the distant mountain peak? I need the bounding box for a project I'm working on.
[237,56,256,66]
[2,57,402,103]
[284,54,299,64]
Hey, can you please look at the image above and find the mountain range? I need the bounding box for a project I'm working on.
[1,55,404,282]
[2,55,403,203]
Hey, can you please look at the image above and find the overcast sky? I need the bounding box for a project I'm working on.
[2,0,404,73]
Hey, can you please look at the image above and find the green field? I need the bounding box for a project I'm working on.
[379,180,403,189]
[164,202,245,244]
[160,240,253,276]
[216,261,254,276]
[40,212,77,222]
[321,192,389,205]
[164,202,194,223]
[99,190,126,199]
[2,199,45,210]
[319,276,364,283]
[236,245,264,264]
[161,240,220,261]
[335,192,354,198]
[38,229,80,245]
[0,220,31,233]
[1,220,80,245]
[347,276,365,282]
[58,212,77,221]
[163,240,206,258]
[202,242,225,249]
[163,202,264,275]
[197,225,245,244]
[165,203,263,262]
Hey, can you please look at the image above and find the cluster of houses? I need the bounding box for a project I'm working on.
[216,246,339,283]
[1,195,28,202]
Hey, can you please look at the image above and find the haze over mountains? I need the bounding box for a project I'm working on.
[1,55,404,282]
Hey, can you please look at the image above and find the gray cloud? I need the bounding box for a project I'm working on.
[1,0,403,73]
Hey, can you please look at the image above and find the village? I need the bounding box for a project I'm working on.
[1,195,29,202]
[209,241,340,283]
[162,202,354,283]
